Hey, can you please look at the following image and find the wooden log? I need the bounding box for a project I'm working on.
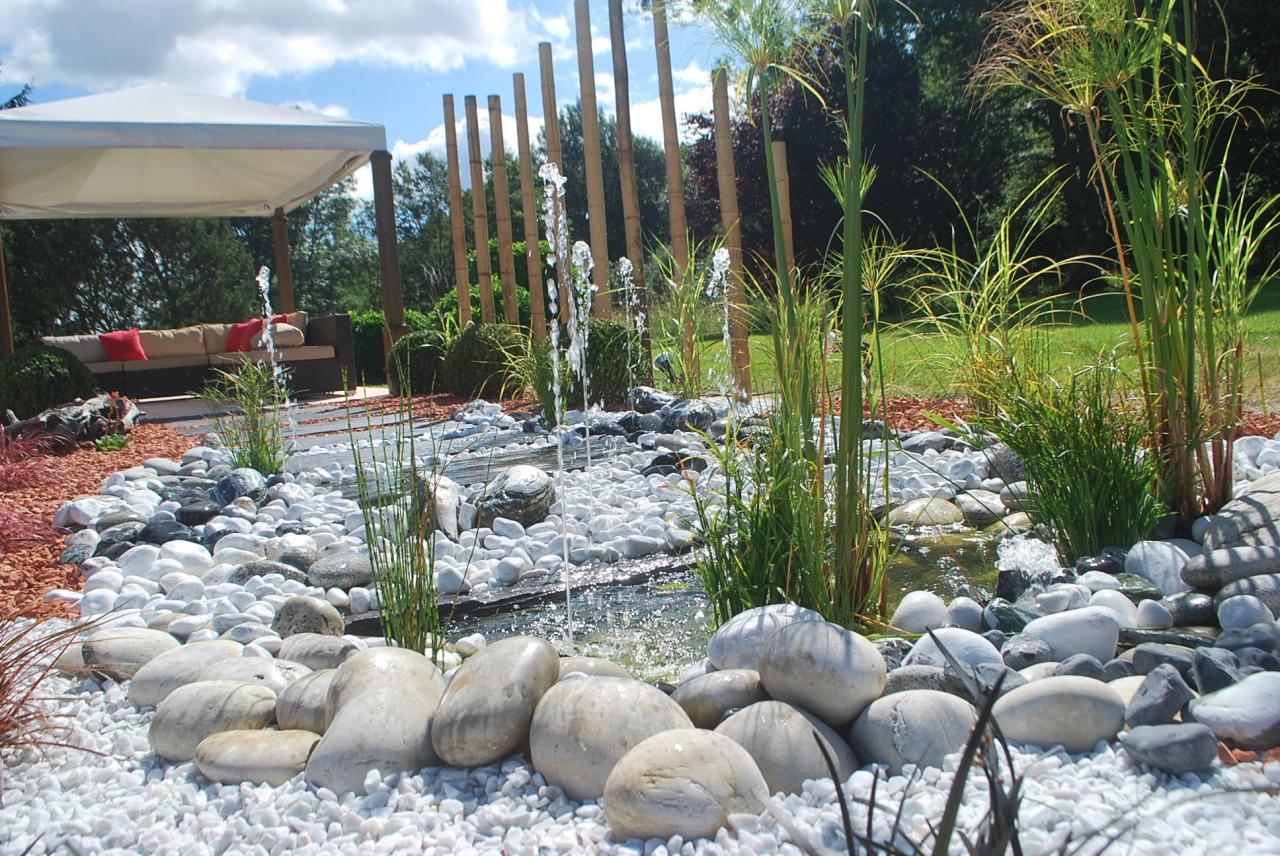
[488,95,520,325]
[0,227,12,355]
[538,41,568,318]
[652,0,689,271]
[575,0,612,318]
[371,150,407,364]
[4,393,140,447]
[443,94,473,329]
[609,0,651,372]
[465,96,496,323]
[271,208,296,314]
[713,69,752,397]
[513,73,547,342]
[771,139,796,275]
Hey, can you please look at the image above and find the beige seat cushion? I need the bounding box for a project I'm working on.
[211,345,334,365]
[122,355,209,372]
[43,334,106,364]
[202,323,234,355]
[140,326,207,359]
[85,360,126,374]
[278,311,308,336]
[254,322,305,349]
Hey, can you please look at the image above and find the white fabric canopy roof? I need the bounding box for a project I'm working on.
[0,84,388,219]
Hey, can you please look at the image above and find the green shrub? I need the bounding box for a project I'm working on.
[389,330,448,396]
[425,283,531,333]
[565,319,638,409]
[441,323,526,399]
[350,309,431,386]
[197,359,289,474]
[0,345,98,419]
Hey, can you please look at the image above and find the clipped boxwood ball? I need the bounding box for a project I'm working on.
[0,344,99,419]
[441,323,526,399]
[389,330,448,396]
[566,318,640,410]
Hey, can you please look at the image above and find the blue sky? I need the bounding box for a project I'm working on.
[0,0,725,195]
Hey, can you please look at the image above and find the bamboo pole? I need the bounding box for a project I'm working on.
[488,95,520,325]
[609,0,651,371]
[652,0,688,271]
[713,69,751,397]
[771,139,796,275]
[513,73,547,342]
[443,95,472,329]
[575,0,612,317]
[0,228,12,355]
[370,150,407,366]
[464,95,496,323]
[538,41,568,318]
[270,207,296,313]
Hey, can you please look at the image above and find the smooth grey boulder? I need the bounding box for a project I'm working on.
[306,552,373,590]
[758,620,886,726]
[889,591,949,633]
[278,633,359,671]
[1055,654,1106,682]
[1188,671,1280,749]
[557,656,631,680]
[1217,595,1276,630]
[715,700,858,795]
[475,465,556,528]
[1202,472,1280,550]
[1019,607,1121,663]
[1131,642,1195,679]
[673,669,767,728]
[414,473,463,541]
[82,628,180,680]
[992,676,1125,753]
[884,665,956,696]
[198,657,311,694]
[849,690,977,774]
[629,385,676,414]
[529,676,692,801]
[1181,546,1280,590]
[212,468,268,506]
[195,729,320,787]
[305,648,446,793]
[1121,723,1219,775]
[1126,664,1195,728]
[272,596,344,638]
[149,680,277,762]
[228,559,308,586]
[1002,635,1054,671]
[1162,591,1218,627]
[903,627,1003,671]
[886,497,964,528]
[603,729,768,842]
[276,668,335,734]
[1214,574,1280,615]
[1125,540,1200,596]
[431,636,559,768]
[707,603,824,671]
[127,640,243,707]
[1191,647,1244,695]
[954,490,1006,527]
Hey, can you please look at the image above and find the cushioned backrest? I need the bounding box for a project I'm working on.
[256,322,306,349]
[202,323,234,354]
[42,334,105,364]
[140,326,207,359]
[285,311,308,336]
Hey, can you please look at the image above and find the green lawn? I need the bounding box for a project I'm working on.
[697,290,1280,408]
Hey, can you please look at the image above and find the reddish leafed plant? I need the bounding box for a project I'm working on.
[0,432,60,492]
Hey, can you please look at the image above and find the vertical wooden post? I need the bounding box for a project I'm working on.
[513,73,547,342]
[653,0,688,271]
[713,69,751,397]
[0,227,13,355]
[609,0,651,371]
[488,95,520,325]
[464,95,496,323]
[370,150,406,369]
[443,94,472,329]
[771,140,796,275]
[539,41,568,318]
[270,207,296,313]
[575,0,612,318]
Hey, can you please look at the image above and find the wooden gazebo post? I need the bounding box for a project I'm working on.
[370,150,406,364]
[574,0,612,318]
[652,0,689,272]
[513,73,547,341]
[488,96,520,326]
[443,94,472,329]
[713,69,751,396]
[270,207,296,313]
[464,96,497,323]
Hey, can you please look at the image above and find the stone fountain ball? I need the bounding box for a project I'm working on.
[475,465,556,528]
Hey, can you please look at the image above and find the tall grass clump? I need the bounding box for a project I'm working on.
[977,0,1280,523]
[198,359,289,474]
[345,355,445,659]
[648,237,726,399]
[974,350,1162,563]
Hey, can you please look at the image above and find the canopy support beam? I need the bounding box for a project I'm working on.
[370,150,406,370]
[271,207,296,314]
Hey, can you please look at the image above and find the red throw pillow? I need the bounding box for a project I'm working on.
[270,312,290,325]
[99,328,148,361]
[226,318,265,352]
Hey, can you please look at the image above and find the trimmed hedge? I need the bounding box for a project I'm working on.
[566,318,639,409]
[389,330,448,396]
[0,345,99,419]
[425,283,532,333]
[441,323,526,399]
[350,308,431,386]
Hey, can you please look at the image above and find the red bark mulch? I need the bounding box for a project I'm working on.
[0,423,196,620]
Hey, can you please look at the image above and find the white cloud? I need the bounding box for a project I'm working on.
[286,100,351,119]
[628,58,713,145]
[2,0,533,96]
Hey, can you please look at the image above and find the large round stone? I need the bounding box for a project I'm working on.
[196,729,321,786]
[278,633,359,670]
[431,636,559,767]
[1019,607,1121,663]
[886,497,964,528]
[1202,472,1280,550]
[276,668,335,734]
[902,627,1003,671]
[1214,573,1280,615]
[707,603,824,671]
[529,676,692,801]
[149,680,278,762]
[127,640,243,707]
[715,700,858,795]
[475,465,556,528]
[889,591,949,633]
[198,658,311,694]
[758,621,886,726]
[305,648,445,793]
[992,675,1124,753]
[212,468,268,506]
[558,656,631,680]
[82,627,180,680]
[1188,672,1280,750]
[849,690,977,774]
[272,595,344,637]
[306,552,373,590]
[672,669,767,728]
[603,729,769,842]
[1124,540,1199,596]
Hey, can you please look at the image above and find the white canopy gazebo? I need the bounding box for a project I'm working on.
[0,83,406,354]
